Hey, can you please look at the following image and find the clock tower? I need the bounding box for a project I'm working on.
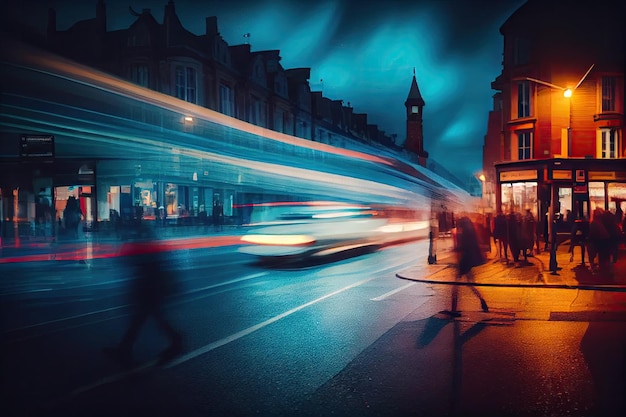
[404,69,428,166]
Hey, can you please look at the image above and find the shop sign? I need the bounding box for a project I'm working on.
[552,169,572,180]
[574,185,588,194]
[575,170,586,182]
[20,134,54,158]
[588,171,616,180]
[499,169,537,182]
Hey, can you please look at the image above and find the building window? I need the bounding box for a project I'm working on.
[513,37,530,66]
[589,182,605,216]
[597,128,621,158]
[517,81,530,118]
[500,182,537,218]
[517,131,532,160]
[601,76,616,112]
[219,83,233,117]
[274,108,284,132]
[175,66,197,104]
[249,95,262,125]
[130,64,149,87]
[608,183,626,216]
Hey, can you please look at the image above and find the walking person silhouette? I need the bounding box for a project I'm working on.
[449,216,489,315]
[104,224,182,369]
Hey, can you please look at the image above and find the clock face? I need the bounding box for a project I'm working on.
[411,105,419,114]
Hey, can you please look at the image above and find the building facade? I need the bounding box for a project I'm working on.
[2,0,454,240]
[484,0,624,236]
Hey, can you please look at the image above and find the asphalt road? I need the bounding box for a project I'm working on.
[1,241,625,417]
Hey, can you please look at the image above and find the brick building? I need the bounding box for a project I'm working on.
[483,0,624,236]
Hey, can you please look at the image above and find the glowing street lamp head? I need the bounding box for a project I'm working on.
[563,88,572,98]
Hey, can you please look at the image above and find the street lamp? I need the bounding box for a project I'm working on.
[515,65,594,273]
[517,64,594,158]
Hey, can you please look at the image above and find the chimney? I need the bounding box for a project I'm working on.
[206,16,218,36]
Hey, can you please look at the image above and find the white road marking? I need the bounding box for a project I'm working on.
[164,275,377,368]
[63,275,377,398]
[370,282,417,301]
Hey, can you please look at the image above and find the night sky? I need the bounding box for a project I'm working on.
[5,0,526,181]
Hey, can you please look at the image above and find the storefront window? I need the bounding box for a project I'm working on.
[133,179,156,219]
[589,182,605,219]
[224,191,234,217]
[501,181,538,218]
[165,183,178,216]
[558,187,572,217]
[608,182,626,221]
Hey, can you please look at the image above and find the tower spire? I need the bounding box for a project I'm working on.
[404,69,428,166]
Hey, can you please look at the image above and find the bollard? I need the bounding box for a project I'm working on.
[427,232,436,264]
[549,218,559,274]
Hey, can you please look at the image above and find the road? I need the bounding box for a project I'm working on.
[1,239,625,417]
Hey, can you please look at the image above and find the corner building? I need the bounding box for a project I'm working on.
[485,0,624,235]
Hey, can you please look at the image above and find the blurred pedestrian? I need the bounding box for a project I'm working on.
[213,200,223,231]
[588,208,610,272]
[507,211,522,265]
[452,216,488,313]
[63,196,82,239]
[493,210,508,261]
[601,210,622,266]
[563,209,574,233]
[520,209,537,262]
[110,209,121,239]
[568,216,589,265]
[474,214,491,254]
[615,204,623,226]
[104,225,182,369]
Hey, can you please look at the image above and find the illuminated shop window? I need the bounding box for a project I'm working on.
[224,191,234,217]
[608,182,626,218]
[558,187,572,217]
[133,179,156,219]
[165,183,178,216]
[589,182,605,218]
[500,182,538,218]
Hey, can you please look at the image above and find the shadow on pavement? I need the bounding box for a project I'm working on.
[580,321,626,417]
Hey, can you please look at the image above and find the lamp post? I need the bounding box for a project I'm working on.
[476,173,486,214]
[515,65,594,273]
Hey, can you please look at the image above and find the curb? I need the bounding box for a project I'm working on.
[396,250,626,292]
[395,272,626,292]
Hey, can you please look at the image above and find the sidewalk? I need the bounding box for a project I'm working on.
[397,236,626,291]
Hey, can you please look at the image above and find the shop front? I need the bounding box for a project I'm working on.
[0,158,97,241]
[496,158,626,242]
